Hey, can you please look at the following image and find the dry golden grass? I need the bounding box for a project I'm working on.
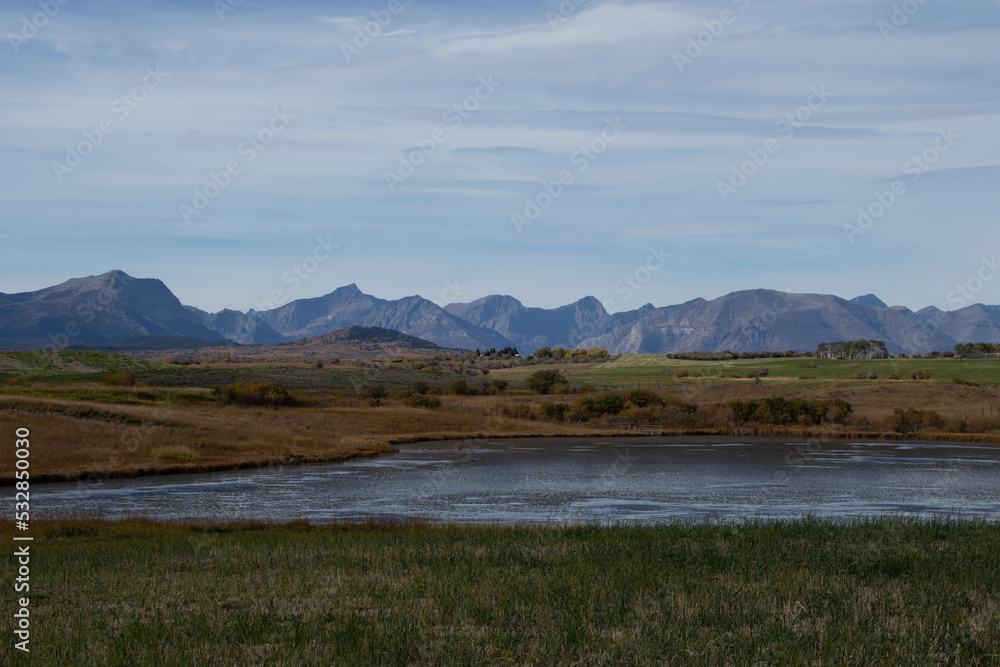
[0,396,606,484]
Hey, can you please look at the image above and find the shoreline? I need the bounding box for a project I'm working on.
[16,428,1000,487]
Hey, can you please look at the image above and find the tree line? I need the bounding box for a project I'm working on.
[954,343,1000,358]
[815,340,888,360]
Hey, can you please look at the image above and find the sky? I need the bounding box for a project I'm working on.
[1,0,999,315]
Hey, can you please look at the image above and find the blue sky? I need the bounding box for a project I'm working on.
[2,0,999,314]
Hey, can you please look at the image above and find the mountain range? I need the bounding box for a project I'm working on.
[2,270,999,355]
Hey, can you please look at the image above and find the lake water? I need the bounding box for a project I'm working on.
[32,437,1000,524]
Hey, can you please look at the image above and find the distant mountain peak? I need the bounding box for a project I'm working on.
[850,294,888,308]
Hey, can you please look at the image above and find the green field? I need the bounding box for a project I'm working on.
[551,355,1000,387]
[4,350,1000,393]
[5,518,998,665]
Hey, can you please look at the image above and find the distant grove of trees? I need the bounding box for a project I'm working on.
[665,350,808,361]
[815,340,888,360]
[532,347,610,362]
[954,343,1000,357]
[476,347,520,358]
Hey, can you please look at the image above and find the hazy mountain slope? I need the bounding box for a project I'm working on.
[0,270,221,348]
[579,290,957,354]
[257,285,512,350]
[917,304,1000,344]
[189,308,288,345]
[445,295,648,353]
[850,294,888,308]
[3,272,999,355]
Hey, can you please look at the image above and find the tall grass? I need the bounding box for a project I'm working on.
[3,518,997,665]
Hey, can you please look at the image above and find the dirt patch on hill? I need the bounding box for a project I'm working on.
[0,352,103,373]
[49,358,102,373]
[0,357,34,371]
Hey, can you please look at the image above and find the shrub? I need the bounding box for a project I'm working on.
[674,369,689,378]
[525,369,567,394]
[500,403,535,420]
[539,403,570,421]
[797,374,816,380]
[621,388,664,409]
[5,376,26,387]
[215,381,297,408]
[366,384,388,400]
[572,394,626,419]
[889,408,943,434]
[727,397,852,426]
[405,394,441,409]
[753,367,770,377]
[450,378,469,395]
[849,372,878,380]
[488,379,508,394]
[412,381,430,395]
[103,372,139,387]
[910,369,931,381]
[889,372,901,380]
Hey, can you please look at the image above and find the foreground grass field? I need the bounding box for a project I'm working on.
[2,518,997,665]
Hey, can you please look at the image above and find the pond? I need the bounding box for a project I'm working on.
[32,437,1000,524]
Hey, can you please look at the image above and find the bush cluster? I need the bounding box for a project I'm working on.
[727,397,852,426]
[213,381,297,407]
[102,372,140,387]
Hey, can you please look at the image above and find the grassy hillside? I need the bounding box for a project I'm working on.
[0,350,157,384]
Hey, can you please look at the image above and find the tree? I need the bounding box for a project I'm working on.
[525,369,567,394]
